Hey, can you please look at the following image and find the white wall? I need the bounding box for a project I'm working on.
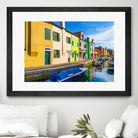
[0,0,138,136]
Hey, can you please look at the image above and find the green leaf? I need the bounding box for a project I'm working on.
[76,124,87,129]
[83,114,88,123]
[82,134,87,138]
[87,114,90,120]
[81,118,86,123]
[73,132,79,136]
[71,129,80,132]
[78,119,85,125]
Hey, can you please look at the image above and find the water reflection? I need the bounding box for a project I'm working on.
[75,60,114,82]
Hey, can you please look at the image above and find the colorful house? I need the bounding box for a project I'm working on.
[91,39,95,59]
[107,49,114,57]
[73,31,86,61]
[51,22,72,64]
[103,48,106,57]
[71,35,80,62]
[24,22,53,68]
[97,46,103,58]
[85,37,91,60]
[95,47,99,58]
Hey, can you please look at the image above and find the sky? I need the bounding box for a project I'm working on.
[53,21,114,50]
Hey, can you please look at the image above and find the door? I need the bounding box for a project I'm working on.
[68,53,71,62]
[83,52,85,60]
[75,52,77,61]
[45,51,50,65]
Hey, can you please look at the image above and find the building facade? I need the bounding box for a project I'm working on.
[71,35,80,62]
[95,47,99,58]
[86,37,91,60]
[97,46,103,58]
[73,31,86,61]
[24,22,53,68]
[91,39,95,59]
[52,22,72,64]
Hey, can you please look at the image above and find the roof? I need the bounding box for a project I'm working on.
[45,21,73,35]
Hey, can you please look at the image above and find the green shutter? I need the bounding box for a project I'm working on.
[72,53,74,57]
[44,28,51,40]
[77,42,79,47]
[59,50,60,57]
[44,28,46,39]
[54,50,56,58]
[80,42,81,46]
[48,29,51,40]
[72,41,74,46]
[58,33,60,41]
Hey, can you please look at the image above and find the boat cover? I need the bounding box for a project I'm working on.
[58,67,81,80]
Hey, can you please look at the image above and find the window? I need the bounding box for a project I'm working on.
[54,50,60,58]
[53,31,60,41]
[72,53,74,57]
[66,37,71,44]
[72,41,74,46]
[80,42,81,46]
[80,52,81,57]
[84,44,86,48]
[44,28,51,40]
[77,53,79,57]
[83,53,85,59]
[77,42,79,47]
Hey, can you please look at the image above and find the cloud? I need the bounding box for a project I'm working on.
[86,25,114,50]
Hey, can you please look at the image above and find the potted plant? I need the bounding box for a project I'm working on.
[71,114,98,138]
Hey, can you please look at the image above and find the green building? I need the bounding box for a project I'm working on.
[85,37,91,59]
[71,35,80,62]
[103,48,106,57]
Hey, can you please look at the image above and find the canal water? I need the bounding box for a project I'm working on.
[74,60,114,82]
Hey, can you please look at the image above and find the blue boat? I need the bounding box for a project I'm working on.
[46,67,88,82]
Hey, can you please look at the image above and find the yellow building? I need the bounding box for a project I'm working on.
[24,22,53,68]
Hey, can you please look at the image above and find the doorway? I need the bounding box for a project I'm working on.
[45,51,50,65]
[68,52,71,62]
[75,52,77,61]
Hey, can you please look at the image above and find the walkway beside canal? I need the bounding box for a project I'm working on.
[25,57,107,76]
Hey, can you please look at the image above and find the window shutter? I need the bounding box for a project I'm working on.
[44,28,46,39]
[48,29,51,40]
[44,28,51,40]
[59,50,60,57]
[58,33,60,41]
[72,41,74,46]
[80,42,81,46]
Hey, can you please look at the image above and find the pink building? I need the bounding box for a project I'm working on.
[73,31,86,61]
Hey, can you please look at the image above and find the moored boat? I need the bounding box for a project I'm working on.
[107,63,114,71]
[46,67,88,82]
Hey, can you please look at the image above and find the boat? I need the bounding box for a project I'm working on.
[97,61,103,65]
[107,63,114,71]
[46,67,88,82]
[104,58,109,61]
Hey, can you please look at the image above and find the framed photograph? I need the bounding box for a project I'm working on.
[7,7,131,96]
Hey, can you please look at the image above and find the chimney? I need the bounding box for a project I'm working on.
[60,21,65,28]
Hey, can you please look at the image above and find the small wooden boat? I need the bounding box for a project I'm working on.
[46,67,88,82]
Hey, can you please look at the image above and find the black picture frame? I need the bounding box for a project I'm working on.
[7,7,131,96]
